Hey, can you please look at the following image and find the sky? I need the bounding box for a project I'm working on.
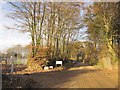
[0,1,31,51]
[0,1,88,52]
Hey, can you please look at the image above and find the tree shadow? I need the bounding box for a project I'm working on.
[35,69,98,88]
[7,67,98,88]
[3,62,117,88]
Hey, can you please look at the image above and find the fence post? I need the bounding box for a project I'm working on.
[10,56,14,82]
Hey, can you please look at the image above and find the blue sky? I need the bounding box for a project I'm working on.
[0,1,88,52]
[0,1,31,51]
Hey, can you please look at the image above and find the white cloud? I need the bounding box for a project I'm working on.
[0,2,31,51]
[0,29,31,51]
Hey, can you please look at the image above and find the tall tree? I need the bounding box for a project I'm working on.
[84,2,119,64]
[7,2,84,68]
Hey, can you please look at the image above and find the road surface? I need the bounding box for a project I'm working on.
[25,63,118,88]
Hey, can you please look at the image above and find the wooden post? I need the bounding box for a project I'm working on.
[15,54,17,75]
[0,60,2,90]
[10,56,14,82]
[5,57,7,65]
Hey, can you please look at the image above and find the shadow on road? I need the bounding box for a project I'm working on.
[12,66,99,88]
[2,63,118,88]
